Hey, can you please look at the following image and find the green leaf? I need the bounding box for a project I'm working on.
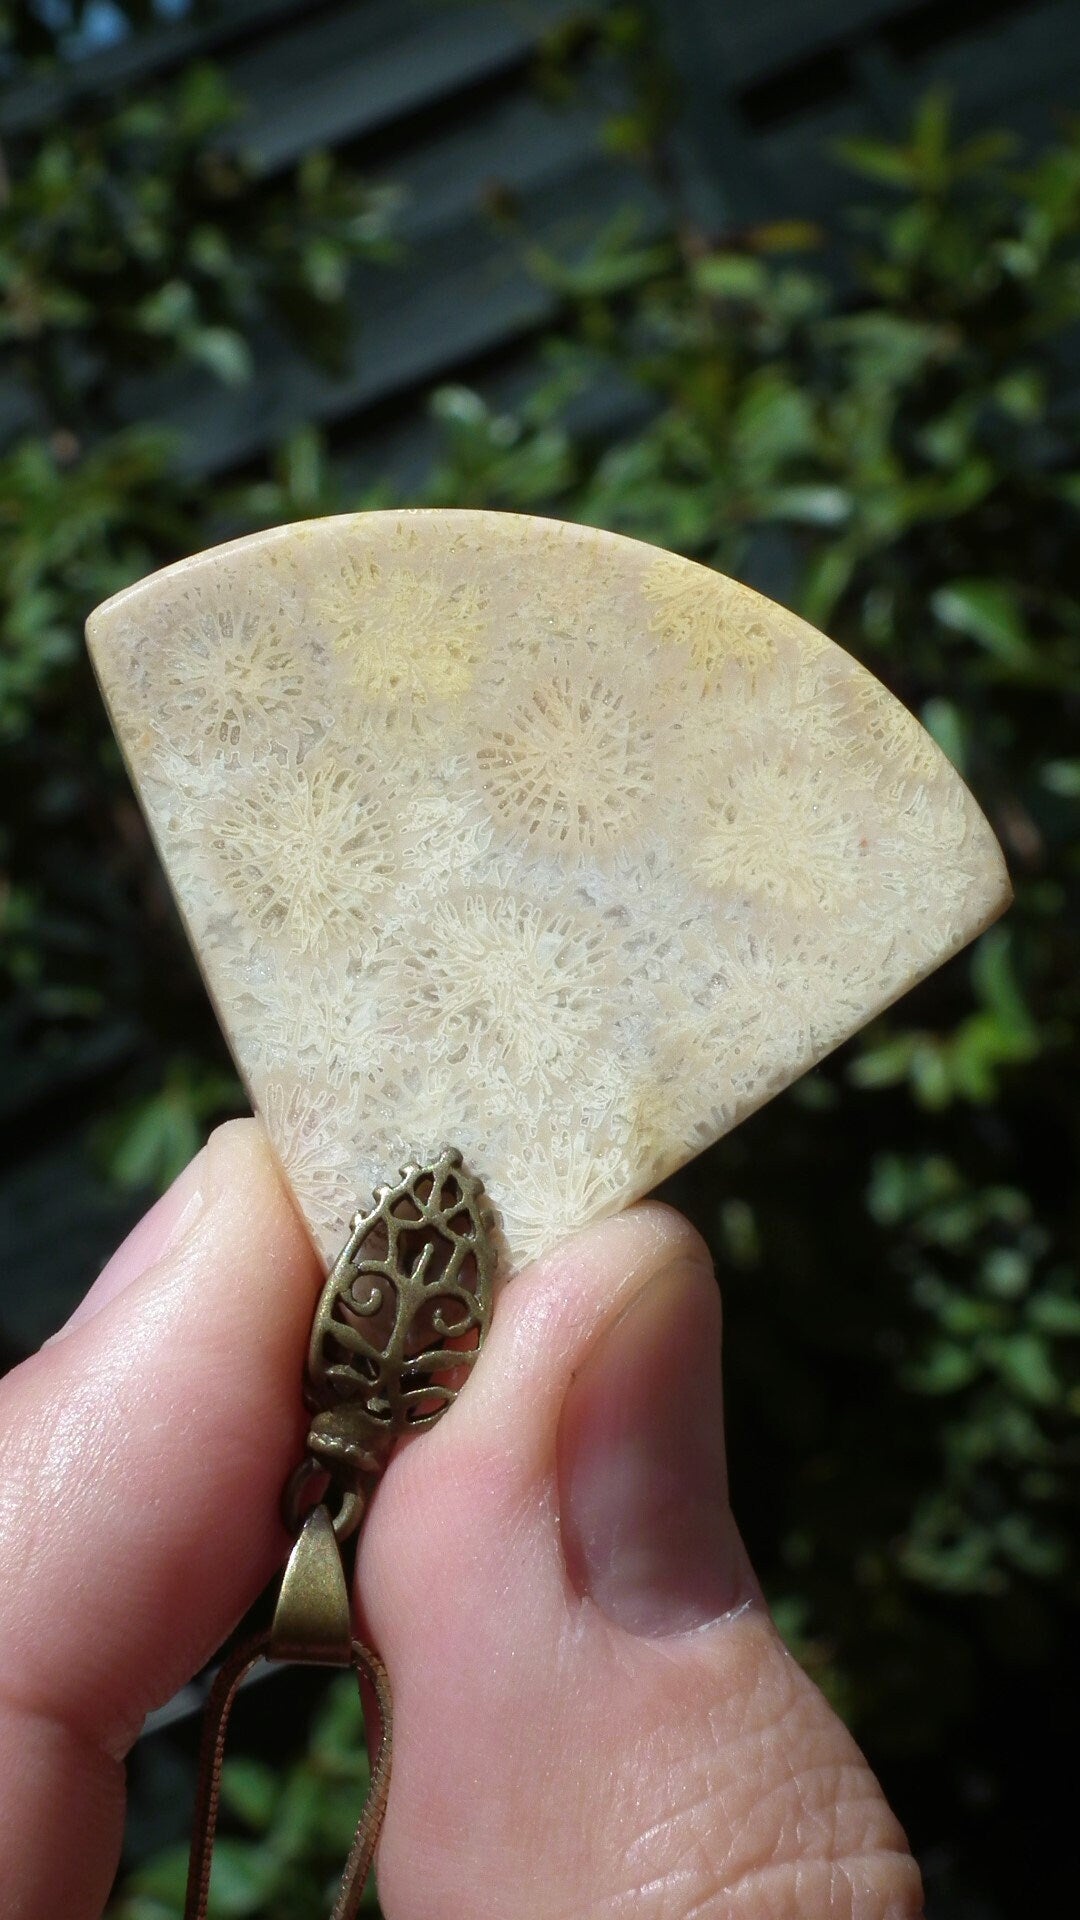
[135,278,198,336]
[911,87,951,183]
[302,236,348,301]
[188,326,254,386]
[759,484,850,526]
[825,311,951,382]
[102,1096,202,1191]
[525,214,674,299]
[931,580,1038,668]
[910,1042,953,1111]
[719,1197,761,1270]
[731,370,816,478]
[866,1152,960,1227]
[130,1844,192,1905]
[1041,758,1080,797]
[129,1832,277,1914]
[312,1670,366,1757]
[970,930,1038,1047]
[692,252,767,299]
[989,1333,1059,1406]
[202,1839,282,1916]
[220,1758,281,1832]
[849,1034,918,1091]
[993,367,1045,421]
[94,1063,241,1192]
[1028,1292,1080,1336]
[800,544,856,627]
[834,136,918,189]
[981,1248,1031,1300]
[921,696,967,773]
[904,1340,980,1394]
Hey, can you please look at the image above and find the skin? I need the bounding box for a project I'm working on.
[0,1119,924,1919]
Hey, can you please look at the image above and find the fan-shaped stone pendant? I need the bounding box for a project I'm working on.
[86,510,1010,1274]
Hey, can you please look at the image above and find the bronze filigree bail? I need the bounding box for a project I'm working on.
[291,1145,497,1525]
[185,1148,497,1920]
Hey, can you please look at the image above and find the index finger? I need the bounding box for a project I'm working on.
[0,1119,321,1920]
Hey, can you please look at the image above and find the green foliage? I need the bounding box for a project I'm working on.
[93,1057,243,1191]
[850,928,1040,1107]
[0,63,397,421]
[112,1676,380,1919]
[0,18,1075,1916]
[868,1150,1076,1593]
[0,427,186,741]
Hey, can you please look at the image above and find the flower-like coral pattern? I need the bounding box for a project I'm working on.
[501,1121,634,1266]
[313,548,488,720]
[643,552,778,685]
[692,743,870,912]
[398,891,611,1092]
[130,559,315,763]
[87,511,1010,1272]
[209,747,396,955]
[474,661,656,859]
[263,1077,365,1255]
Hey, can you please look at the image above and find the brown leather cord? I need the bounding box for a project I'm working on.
[183,1631,393,1920]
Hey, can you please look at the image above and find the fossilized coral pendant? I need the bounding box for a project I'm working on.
[85,509,1011,1277]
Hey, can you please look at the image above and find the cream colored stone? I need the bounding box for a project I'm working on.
[86,510,1010,1272]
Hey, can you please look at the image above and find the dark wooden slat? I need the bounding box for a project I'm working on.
[666,0,1072,98]
[656,0,771,227]
[902,0,1080,122]
[375,89,606,239]
[0,0,597,165]
[231,0,596,175]
[662,0,905,92]
[740,95,874,218]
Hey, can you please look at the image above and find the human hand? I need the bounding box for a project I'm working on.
[0,1120,923,1919]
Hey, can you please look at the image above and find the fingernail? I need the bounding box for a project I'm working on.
[51,1148,208,1342]
[559,1255,748,1636]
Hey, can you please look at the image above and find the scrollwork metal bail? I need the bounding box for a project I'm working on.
[185,1149,497,1920]
[312,1146,496,1446]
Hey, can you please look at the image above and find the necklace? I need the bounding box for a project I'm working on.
[86,508,1009,1913]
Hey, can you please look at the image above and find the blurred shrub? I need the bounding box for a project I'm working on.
[1,61,397,411]
[0,13,1076,1917]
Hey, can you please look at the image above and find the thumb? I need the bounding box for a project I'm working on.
[358,1203,923,1920]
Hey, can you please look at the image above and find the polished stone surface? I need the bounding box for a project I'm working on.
[87,511,1010,1271]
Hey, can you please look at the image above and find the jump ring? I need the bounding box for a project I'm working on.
[281,1456,365,1542]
